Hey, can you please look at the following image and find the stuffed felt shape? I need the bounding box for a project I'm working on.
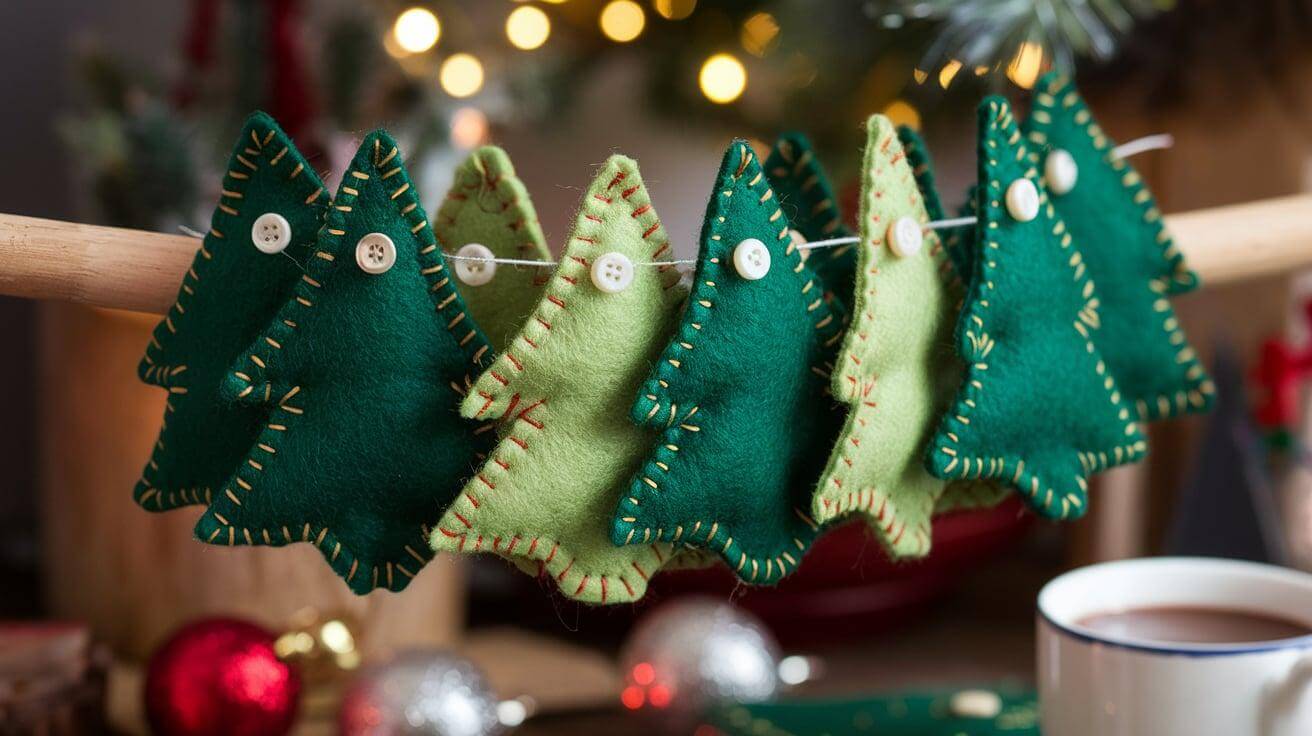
[135,112,327,512]
[811,115,1002,557]
[434,146,552,352]
[610,141,844,585]
[764,133,855,315]
[430,156,692,604]
[926,99,1147,521]
[1023,72,1213,421]
[194,130,494,595]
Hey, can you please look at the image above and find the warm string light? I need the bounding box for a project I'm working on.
[506,5,551,50]
[653,0,697,20]
[600,0,646,42]
[740,12,780,57]
[440,53,484,98]
[699,53,747,104]
[392,7,441,54]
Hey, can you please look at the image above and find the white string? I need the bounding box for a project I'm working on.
[1111,133,1174,160]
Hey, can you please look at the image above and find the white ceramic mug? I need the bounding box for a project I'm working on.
[1038,557,1312,736]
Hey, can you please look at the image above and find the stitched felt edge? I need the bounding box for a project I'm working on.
[434,145,552,283]
[611,141,843,585]
[193,130,494,595]
[134,111,327,512]
[926,98,1147,521]
[433,155,683,604]
[1024,72,1215,422]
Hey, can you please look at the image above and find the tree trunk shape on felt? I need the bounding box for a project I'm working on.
[429,156,690,604]
[764,133,856,315]
[1023,72,1214,422]
[434,146,553,352]
[134,112,327,512]
[193,131,494,595]
[926,99,1147,521]
[610,141,844,585]
[810,115,1002,558]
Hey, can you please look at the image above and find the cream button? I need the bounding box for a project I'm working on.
[454,243,496,286]
[1045,149,1079,196]
[1005,178,1040,222]
[590,251,634,293]
[886,216,923,257]
[732,238,771,280]
[251,212,292,254]
[355,233,397,274]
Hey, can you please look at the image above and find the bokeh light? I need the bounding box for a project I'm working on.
[440,54,485,98]
[506,6,551,50]
[938,59,962,88]
[600,0,646,43]
[449,107,490,149]
[883,99,921,130]
[653,0,697,20]
[1007,41,1045,89]
[699,53,747,104]
[393,7,441,54]
[740,12,780,57]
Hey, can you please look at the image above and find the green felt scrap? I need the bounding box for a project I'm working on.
[610,141,843,585]
[434,146,552,351]
[135,112,327,512]
[194,130,494,595]
[926,99,1147,521]
[429,155,691,604]
[764,133,855,315]
[1024,72,1214,421]
[811,115,999,558]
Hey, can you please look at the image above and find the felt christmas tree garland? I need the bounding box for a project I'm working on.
[927,98,1147,520]
[135,112,328,512]
[609,141,844,585]
[430,156,692,604]
[434,146,553,352]
[194,130,493,594]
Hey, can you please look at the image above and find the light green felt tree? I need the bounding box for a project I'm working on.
[610,141,844,585]
[194,130,494,595]
[135,112,327,512]
[1023,72,1213,421]
[430,156,691,604]
[926,99,1146,521]
[434,146,553,351]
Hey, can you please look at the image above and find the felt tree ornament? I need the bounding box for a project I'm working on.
[610,141,844,585]
[194,130,494,595]
[926,99,1147,521]
[764,133,856,314]
[810,115,1000,558]
[135,111,327,512]
[429,155,690,604]
[1023,72,1213,421]
[433,146,553,352]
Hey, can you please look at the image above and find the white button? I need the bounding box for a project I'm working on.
[886,216,923,257]
[355,232,397,274]
[1005,178,1040,222]
[454,243,496,286]
[949,689,1003,719]
[732,238,771,280]
[251,212,292,254]
[1045,148,1079,196]
[590,251,634,294]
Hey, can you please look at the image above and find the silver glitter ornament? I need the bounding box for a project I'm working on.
[619,597,781,728]
[338,650,504,736]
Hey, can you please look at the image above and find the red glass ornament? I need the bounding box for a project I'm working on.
[145,618,301,736]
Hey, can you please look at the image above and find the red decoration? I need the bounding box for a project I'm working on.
[145,618,300,736]
[1254,299,1312,431]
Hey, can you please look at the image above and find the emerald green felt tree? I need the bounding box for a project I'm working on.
[610,141,844,585]
[135,112,327,512]
[926,99,1147,521]
[194,130,494,595]
[765,133,856,314]
[811,115,1001,558]
[434,146,552,352]
[1024,72,1213,421]
[430,156,693,604]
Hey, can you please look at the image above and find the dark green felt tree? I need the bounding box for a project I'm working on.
[1023,72,1213,421]
[610,141,844,585]
[764,133,855,315]
[193,130,494,595]
[926,99,1147,521]
[135,112,327,511]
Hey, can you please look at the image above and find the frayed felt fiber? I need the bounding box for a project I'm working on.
[435,146,553,352]
[193,130,494,595]
[610,141,844,586]
[429,155,693,605]
[134,111,328,513]
[1023,72,1213,422]
[925,98,1147,521]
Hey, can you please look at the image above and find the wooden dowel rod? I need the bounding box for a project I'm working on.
[1,194,1309,315]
